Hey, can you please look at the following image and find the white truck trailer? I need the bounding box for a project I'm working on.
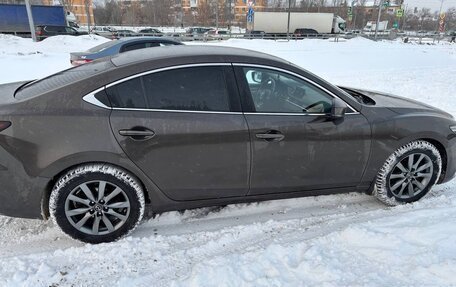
[253,12,346,35]
[364,21,389,32]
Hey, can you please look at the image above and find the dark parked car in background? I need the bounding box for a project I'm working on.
[70,37,183,66]
[138,28,163,37]
[244,30,266,39]
[35,25,87,41]
[186,27,211,40]
[0,46,454,243]
[113,29,138,38]
[293,28,322,39]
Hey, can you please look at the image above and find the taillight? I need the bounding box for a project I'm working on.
[71,59,93,66]
[0,121,11,132]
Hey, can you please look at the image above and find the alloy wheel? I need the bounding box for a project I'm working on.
[388,153,434,199]
[64,180,131,235]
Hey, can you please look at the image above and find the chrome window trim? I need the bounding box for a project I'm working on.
[83,63,232,111]
[104,63,232,89]
[232,63,359,115]
[82,62,361,116]
[112,107,243,115]
[82,87,110,109]
[244,112,335,116]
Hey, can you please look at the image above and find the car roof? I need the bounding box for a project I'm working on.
[110,45,288,67]
[139,28,161,31]
[82,37,181,54]
[115,36,177,43]
[37,25,67,27]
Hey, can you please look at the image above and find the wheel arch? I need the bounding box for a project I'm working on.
[420,137,447,184]
[373,139,442,205]
[41,159,152,220]
[389,130,449,184]
[363,132,449,195]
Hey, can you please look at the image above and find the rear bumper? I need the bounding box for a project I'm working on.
[0,146,49,219]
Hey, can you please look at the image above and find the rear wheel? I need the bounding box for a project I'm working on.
[374,140,441,205]
[50,164,145,244]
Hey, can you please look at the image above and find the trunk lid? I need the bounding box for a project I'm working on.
[0,81,31,103]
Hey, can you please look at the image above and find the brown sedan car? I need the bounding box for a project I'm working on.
[0,46,455,243]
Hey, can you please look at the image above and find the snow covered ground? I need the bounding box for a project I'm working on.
[0,35,455,286]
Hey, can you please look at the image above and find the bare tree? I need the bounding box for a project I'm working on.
[93,0,122,25]
[124,1,145,25]
[418,8,431,30]
[196,0,211,25]
[444,7,456,31]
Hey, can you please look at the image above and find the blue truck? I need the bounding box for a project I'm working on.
[0,4,66,35]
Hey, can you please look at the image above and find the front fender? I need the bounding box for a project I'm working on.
[360,108,455,188]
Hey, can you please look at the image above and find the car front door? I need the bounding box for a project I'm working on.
[234,65,371,195]
[108,64,250,201]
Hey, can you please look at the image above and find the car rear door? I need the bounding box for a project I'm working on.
[234,65,371,195]
[107,64,250,201]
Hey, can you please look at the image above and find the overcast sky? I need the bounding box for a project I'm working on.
[404,0,456,12]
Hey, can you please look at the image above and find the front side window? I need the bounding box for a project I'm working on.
[106,66,231,112]
[241,67,333,114]
[159,42,176,46]
[145,42,160,47]
[65,27,77,34]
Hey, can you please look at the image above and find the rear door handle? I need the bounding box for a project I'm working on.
[255,130,285,142]
[119,128,155,140]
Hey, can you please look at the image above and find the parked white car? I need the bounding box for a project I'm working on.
[91,26,117,38]
[205,29,230,40]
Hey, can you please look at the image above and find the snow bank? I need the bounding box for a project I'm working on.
[0,34,109,83]
[176,201,456,286]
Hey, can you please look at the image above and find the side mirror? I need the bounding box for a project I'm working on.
[330,98,347,120]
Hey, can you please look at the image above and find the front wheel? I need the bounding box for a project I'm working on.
[50,164,145,244]
[374,140,442,206]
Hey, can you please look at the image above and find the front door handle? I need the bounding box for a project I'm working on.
[119,128,155,140]
[255,130,285,142]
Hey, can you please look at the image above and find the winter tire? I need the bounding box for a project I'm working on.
[50,164,145,244]
[374,140,442,206]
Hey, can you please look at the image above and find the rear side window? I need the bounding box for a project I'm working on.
[143,66,230,111]
[106,77,146,108]
[106,66,232,112]
[45,26,59,32]
[145,42,160,47]
[123,43,147,52]
[88,41,116,52]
